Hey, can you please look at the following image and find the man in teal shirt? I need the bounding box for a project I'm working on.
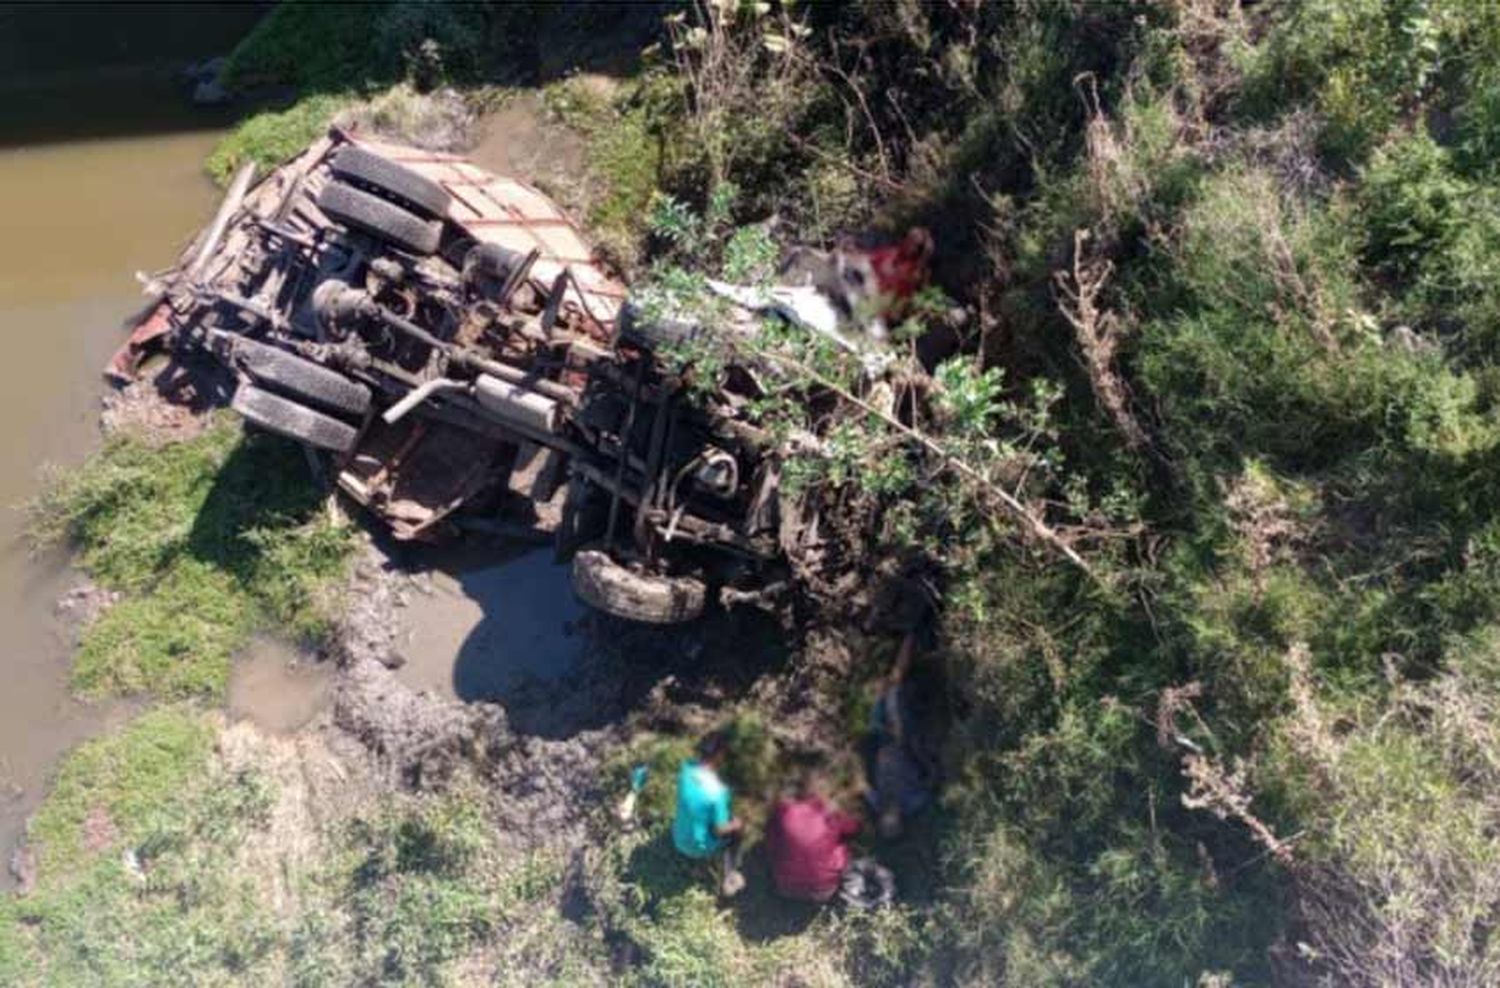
[673,731,745,895]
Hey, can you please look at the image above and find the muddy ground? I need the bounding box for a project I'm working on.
[319,535,830,852]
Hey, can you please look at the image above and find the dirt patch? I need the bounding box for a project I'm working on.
[340,85,480,152]
[100,381,207,445]
[333,541,432,670]
[8,845,36,893]
[470,90,590,210]
[101,355,230,446]
[54,580,121,645]
[215,716,377,914]
[334,654,505,789]
[334,644,617,854]
[80,804,118,852]
[325,532,810,864]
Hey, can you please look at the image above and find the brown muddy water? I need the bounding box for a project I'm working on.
[395,546,588,701]
[228,638,335,735]
[0,4,262,882]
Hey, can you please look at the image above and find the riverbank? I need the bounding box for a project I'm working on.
[15,2,1500,984]
[0,111,232,886]
[2,66,875,979]
[6,384,879,984]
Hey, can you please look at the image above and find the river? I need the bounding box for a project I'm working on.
[0,4,263,883]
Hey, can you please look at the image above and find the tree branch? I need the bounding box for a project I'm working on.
[747,345,1103,585]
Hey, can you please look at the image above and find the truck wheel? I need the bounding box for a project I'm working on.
[329,146,451,219]
[318,180,441,256]
[229,337,371,417]
[571,549,706,624]
[231,383,359,453]
[616,300,703,351]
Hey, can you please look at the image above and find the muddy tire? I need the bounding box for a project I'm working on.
[571,550,706,624]
[330,146,451,219]
[616,300,703,351]
[231,383,359,453]
[229,338,371,417]
[318,180,442,255]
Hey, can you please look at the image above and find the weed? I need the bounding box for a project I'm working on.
[307,786,522,986]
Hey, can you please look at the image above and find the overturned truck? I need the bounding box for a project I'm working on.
[111,129,784,624]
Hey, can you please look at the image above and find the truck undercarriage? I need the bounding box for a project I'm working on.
[111,128,784,624]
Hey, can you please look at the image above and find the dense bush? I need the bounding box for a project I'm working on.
[594,1,1500,982]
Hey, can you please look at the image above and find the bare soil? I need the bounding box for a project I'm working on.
[53,580,121,645]
[470,89,591,204]
[100,354,231,445]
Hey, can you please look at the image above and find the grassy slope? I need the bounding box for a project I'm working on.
[537,3,1500,984]
[0,711,579,988]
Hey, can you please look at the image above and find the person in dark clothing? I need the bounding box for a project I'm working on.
[866,631,940,838]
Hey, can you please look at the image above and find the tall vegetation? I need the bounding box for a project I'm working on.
[583,1,1500,983]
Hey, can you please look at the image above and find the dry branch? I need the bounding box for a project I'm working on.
[1158,678,1296,867]
[1181,753,1296,867]
[1054,229,1151,452]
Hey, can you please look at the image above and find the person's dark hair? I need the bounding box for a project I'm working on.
[696,730,730,763]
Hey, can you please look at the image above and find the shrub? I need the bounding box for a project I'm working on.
[1265,638,1500,985]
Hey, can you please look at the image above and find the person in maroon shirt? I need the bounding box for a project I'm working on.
[765,771,864,903]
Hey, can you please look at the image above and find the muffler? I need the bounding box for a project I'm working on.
[473,374,560,433]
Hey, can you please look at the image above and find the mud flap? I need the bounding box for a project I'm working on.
[106,299,173,384]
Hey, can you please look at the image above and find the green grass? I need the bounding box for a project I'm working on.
[24,709,214,879]
[287,783,593,987]
[1,709,283,987]
[539,76,670,268]
[205,93,354,185]
[208,0,500,184]
[32,418,354,699]
[4,714,589,987]
[223,0,399,92]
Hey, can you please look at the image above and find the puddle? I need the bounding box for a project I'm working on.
[394,547,587,702]
[227,638,335,735]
